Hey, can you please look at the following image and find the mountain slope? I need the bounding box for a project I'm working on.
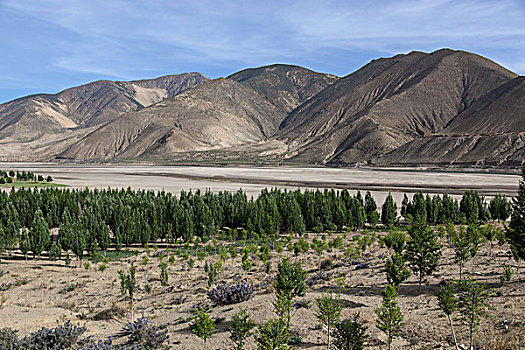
[445,76,525,134]
[58,78,284,160]
[376,76,525,167]
[0,73,207,160]
[279,49,517,164]
[59,65,338,161]
[228,64,338,114]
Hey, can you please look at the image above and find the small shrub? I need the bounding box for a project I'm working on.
[116,316,168,348]
[18,321,87,349]
[229,308,255,350]
[191,307,215,350]
[320,257,334,270]
[208,282,255,305]
[501,263,512,285]
[332,313,368,350]
[0,327,19,349]
[98,263,108,272]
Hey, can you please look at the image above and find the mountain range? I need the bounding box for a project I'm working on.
[1,49,523,168]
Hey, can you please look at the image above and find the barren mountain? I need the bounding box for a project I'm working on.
[376,76,525,167]
[58,78,285,160]
[59,65,338,161]
[0,73,207,160]
[229,64,338,114]
[445,76,525,134]
[279,49,518,164]
[1,49,524,167]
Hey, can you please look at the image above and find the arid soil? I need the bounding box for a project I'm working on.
[0,163,519,202]
[0,228,523,349]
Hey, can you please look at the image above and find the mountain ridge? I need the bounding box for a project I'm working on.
[0,49,523,167]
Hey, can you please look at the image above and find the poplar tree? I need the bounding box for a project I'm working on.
[229,308,255,350]
[192,307,215,350]
[436,281,459,350]
[404,221,442,292]
[507,166,525,268]
[375,284,403,350]
[381,193,397,227]
[19,228,30,260]
[315,293,342,349]
[29,210,50,258]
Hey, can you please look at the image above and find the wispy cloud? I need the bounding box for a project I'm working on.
[0,0,524,101]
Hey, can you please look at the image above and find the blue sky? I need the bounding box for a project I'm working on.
[1,0,524,103]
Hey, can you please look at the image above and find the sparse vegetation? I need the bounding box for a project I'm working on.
[0,180,522,349]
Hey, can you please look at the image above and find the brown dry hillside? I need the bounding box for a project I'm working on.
[278,49,518,165]
[229,64,338,114]
[59,65,338,161]
[376,76,525,167]
[446,76,525,134]
[57,78,284,160]
[1,49,524,166]
[0,73,207,161]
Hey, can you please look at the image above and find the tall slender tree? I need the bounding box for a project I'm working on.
[507,166,525,273]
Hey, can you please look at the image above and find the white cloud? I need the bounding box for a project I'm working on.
[1,0,525,77]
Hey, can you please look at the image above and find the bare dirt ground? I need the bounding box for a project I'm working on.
[0,229,523,349]
[0,163,520,204]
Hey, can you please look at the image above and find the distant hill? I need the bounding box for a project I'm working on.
[278,49,518,165]
[376,76,525,167]
[228,64,338,114]
[58,65,337,161]
[0,73,207,160]
[1,49,524,168]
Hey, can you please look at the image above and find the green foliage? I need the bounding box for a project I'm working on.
[404,221,442,292]
[64,251,71,266]
[19,228,30,259]
[457,278,493,350]
[312,238,328,271]
[275,259,307,300]
[49,242,62,262]
[254,318,289,350]
[501,263,513,285]
[241,258,252,272]
[187,257,195,270]
[118,263,137,319]
[383,229,406,253]
[98,262,107,272]
[437,281,457,317]
[28,210,50,257]
[381,193,397,227]
[375,284,403,350]
[364,191,377,212]
[191,307,215,350]
[229,308,255,350]
[489,194,512,222]
[332,313,368,350]
[315,293,342,349]
[507,166,525,262]
[329,236,344,257]
[436,281,459,350]
[368,210,379,227]
[272,292,293,330]
[453,224,481,280]
[159,262,168,286]
[460,190,490,223]
[385,252,411,287]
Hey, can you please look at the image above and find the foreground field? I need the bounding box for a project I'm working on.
[0,228,523,349]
